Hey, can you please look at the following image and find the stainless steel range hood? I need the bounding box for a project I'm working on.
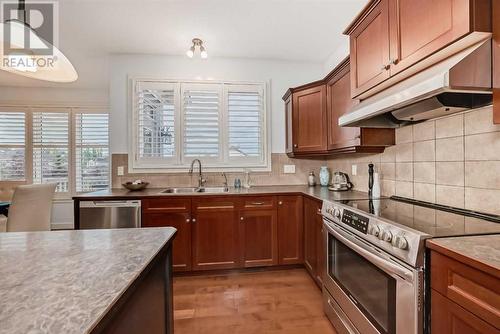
[339,40,493,128]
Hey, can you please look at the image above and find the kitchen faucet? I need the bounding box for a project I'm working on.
[189,159,206,189]
[221,172,228,191]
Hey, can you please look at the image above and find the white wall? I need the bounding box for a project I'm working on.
[109,54,323,154]
[323,38,350,75]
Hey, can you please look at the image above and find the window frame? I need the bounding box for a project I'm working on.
[128,76,271,173]
[0,104,110,199]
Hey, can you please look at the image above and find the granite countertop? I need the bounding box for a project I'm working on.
[0,227,176,334]
[427,235,500,278]
[73,185,373,203]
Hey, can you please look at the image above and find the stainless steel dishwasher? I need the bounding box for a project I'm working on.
[79,200,141,229]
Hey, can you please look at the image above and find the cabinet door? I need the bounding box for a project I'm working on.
[349,0,391,97]
[285,96,294,155]
[327,69,360,150]
[389,0,473,75]
[292,85,327,153]
[191,198,240,270]
[304,197,322,282]
[277,195,304,265]
[142,212,192,272]
[240,209,278,267]
[431,290,499,334]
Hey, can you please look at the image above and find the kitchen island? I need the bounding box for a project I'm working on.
[0,227,176,334]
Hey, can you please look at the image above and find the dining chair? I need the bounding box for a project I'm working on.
[0,183,57,232]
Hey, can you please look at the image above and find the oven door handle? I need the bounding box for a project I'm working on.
[326,223,414,282]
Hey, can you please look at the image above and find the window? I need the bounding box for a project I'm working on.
[75,112,109,192]
[0,107,109,196]
[131,79,269,172]
[0,109,26,181]
[32,111,70,192]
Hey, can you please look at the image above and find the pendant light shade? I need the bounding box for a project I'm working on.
[0,19,78,83]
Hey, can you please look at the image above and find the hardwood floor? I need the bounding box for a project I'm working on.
[173,268,336,334]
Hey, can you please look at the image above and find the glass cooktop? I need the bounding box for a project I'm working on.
[340,196,500,238]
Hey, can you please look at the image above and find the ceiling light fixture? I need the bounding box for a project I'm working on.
[0,0,78,82]
[186,38,208,59]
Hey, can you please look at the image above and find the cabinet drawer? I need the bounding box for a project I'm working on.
[241,196,276,210]
[431,251,500,328]
[142,198,191,213]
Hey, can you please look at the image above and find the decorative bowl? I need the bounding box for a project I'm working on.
[122,182,149,191]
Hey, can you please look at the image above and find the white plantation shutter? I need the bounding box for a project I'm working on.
[0,110,26,180]
[182,83,222,160]
[135,82,177,162]
[75,112,109,192]
[130,79,269,171]
[32,110,69,192]
[226,85,264,162]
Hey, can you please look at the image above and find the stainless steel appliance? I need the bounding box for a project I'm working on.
[329,172,353,192]
[79,200,141,229]
[339,39,492,128]
[321,196,500,334]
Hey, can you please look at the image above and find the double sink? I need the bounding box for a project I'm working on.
[160,187,229,194]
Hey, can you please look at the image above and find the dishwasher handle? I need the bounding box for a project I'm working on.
[80,200,141,208]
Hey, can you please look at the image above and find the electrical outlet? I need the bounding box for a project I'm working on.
[283,164,296,174]
[117,166,125,176]
[351,164,357,176]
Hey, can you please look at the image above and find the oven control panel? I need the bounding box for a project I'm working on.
[341,209,369,234]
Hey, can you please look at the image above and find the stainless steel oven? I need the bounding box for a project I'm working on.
[322,218,423,334]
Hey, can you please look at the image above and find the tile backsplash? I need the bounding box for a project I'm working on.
[112,153,325,188]
[326,106,500,215]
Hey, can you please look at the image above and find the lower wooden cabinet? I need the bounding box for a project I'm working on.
[304,196,323,287]
[191,197,240,271]
[277,195,304,265]
[240,208,278,267]
[431,290,499,334]
[142,198,191,272]
[429,249,500,334]
[140,194,314,274]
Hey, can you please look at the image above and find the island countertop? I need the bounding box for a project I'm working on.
[0,227,177,334]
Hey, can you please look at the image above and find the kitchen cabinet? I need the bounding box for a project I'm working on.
[326,58,395,153]
[191,197,240,270]
[429,249,500,333]
[345,0,492,98]
[277,195,304,265]
[303,196,323,287]
[283,60,394,157]
[142,198,192,272]
[283,81,327,156]
[239,196,278,267]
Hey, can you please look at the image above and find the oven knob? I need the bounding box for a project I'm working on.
[381,230,393,242]
[392,235,408,250]
[368,225,380,237]
[333,208,341,218]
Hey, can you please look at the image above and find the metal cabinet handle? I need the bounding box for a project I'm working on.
[317,208,322,215]
[293,144,298,148]
[278,201,283,205]
[381,64,390,71]
[186,218,190,223]
[240,217,244,221]
[192,218,196,223]
[251,202,265,205]
[391,58,399,65]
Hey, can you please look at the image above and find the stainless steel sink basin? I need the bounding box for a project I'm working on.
[160,187,200,194]
[160,187,229,194]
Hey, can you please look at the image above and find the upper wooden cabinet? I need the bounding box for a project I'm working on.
[345,0,492,98]
[284,59,395,157]
[326,58,395,153]
[284,82,328,155]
